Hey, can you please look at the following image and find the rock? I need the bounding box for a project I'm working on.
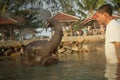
[10,52,21,60]
[65,49,72,53]
[71,45,79,51]
[63,46,71,50]
[58,48,66,53]
[62,41,72,47]
[81,45,89,51]
[78,42,82,49]
[79,48,88,52]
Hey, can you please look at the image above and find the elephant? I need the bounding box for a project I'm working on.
[21,19,63,66]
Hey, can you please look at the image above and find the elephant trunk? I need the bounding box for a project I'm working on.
[39,20,63,65]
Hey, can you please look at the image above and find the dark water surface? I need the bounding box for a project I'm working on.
[0,49,120,80]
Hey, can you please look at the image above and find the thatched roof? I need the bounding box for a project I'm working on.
[52,12,80,22]
[79,13,120,26]
[0,17,17,24]
[0,14,25,25]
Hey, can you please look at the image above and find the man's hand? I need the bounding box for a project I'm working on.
[114,42,120,63]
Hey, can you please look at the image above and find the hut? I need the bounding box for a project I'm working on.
[0,16,25,41]
[0,16,17,41]
[79,14,120,35]
[51,12,80,36]
[79,18,100,35]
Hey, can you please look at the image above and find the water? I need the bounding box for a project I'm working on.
[0,49,120,80]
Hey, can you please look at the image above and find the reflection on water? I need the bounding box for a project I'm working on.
[104,63,120,80]
[104,63,118,80]
[0,49,120,80]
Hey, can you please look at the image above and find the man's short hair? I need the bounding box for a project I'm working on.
[97,4,113,16]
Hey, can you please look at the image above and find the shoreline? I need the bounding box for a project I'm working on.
[0,35,105,47]
[0,35,105,57]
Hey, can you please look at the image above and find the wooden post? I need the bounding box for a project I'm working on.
[69,22,74,36]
